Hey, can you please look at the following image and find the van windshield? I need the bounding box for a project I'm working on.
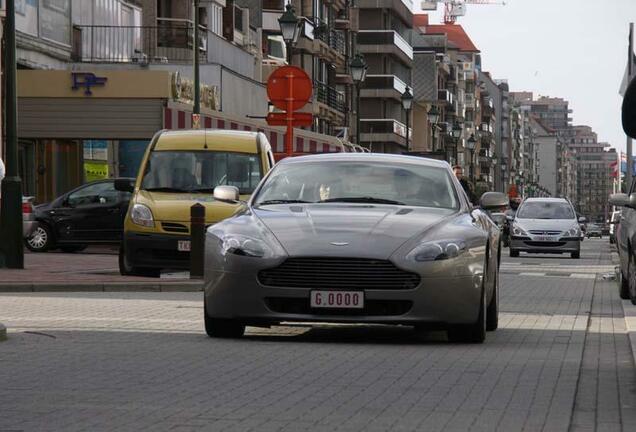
[141,151,262,194]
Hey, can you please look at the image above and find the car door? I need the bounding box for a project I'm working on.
[58,181,124,242]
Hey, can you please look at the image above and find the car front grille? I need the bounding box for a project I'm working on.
[264,297,413,316]
[524,241,566,247]
[529,230,562,236]
[162,222,189,234]
[258,257,420,290]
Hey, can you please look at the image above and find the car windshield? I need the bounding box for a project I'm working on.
[140,151,262,195]
[517,201,575,219]
[253,161,459,209]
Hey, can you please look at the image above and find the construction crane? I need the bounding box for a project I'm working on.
[421,0,506,24]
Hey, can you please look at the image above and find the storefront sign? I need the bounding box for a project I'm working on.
[171,72,220,110]
[84,161,109,183]
[72,72,108,96]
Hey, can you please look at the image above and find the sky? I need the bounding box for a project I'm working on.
[416,0,636,153]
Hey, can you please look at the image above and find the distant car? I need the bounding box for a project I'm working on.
[509,197,582,258]
[586,223,602,238]
[203,153,508,343]
[609,210,621,244]
[25,179,134,253]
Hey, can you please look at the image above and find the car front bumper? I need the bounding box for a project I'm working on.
[124,231,190,270]
[509,236,580,254]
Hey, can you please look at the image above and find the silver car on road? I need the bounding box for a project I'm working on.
[203,154,508,343]
[509,197,582,258]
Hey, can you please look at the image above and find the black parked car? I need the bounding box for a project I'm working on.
[25,178,134,252]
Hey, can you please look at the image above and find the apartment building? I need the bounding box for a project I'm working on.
[357,0,413,153]
[478,71,504,192]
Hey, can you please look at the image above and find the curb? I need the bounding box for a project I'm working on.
[622,299,636,366]
[0,280,203,293]
[0,323,6,342]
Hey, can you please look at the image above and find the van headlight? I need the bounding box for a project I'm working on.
[406,240,467,262]
[131,204,154,228]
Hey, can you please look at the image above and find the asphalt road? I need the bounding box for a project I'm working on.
[0,238,635,432]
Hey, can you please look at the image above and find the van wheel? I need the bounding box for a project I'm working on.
[118,246,160,277]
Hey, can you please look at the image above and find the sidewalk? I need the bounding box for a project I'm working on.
[0,248,202,292]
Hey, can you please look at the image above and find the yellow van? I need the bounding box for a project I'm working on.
[115,129,275,276]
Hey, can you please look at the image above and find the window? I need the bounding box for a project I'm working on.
[67,182,119,207]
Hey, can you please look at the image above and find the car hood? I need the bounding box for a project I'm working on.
[515,218,578,232]
[253,204,455,259]
[136,190,247,223]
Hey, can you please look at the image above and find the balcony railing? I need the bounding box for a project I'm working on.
[72,22,206,63]
[357,30,413,60]
[360,119,411,139]
[314,25,346,56]
[363,75,407,94]
[314,81,345,112]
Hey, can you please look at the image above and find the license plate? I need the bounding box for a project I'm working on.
[177,240,191,252]
[536,236,557,242]
[310,291,364,309]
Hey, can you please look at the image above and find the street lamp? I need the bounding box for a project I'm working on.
[428,104,440,151]
[466,133,477,184]
[278,4,301,64]
[350,54,367,146]
[402,87,414,152]
[451,122,462,164]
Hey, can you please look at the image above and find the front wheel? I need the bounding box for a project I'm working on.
[571,251,580,259]
[448,286,486,344]
[509,249,519,258]
[620,268,630,300]
[486,268,499,331]
[204,304,245,338]
[25,224,54,252]
[629,253,636,305]
[118,245,160,277]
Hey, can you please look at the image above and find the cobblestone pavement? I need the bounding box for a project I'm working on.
[0,239,635,431]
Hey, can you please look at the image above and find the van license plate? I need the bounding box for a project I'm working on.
[178,240,191,252]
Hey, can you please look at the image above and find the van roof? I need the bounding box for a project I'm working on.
[154,129,264,153]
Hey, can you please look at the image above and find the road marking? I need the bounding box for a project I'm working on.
[518,272,546,277]
[570,273,596,279]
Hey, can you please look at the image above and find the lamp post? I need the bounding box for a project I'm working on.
[0,0,23,268]
[278,4,301,65]
[466,133,477,184]
[450,121,462,164]
[428,104,440,151]
[350,54,367,145]
[492,153,498,189]
[401,87,414,152]
[192,0,201,127]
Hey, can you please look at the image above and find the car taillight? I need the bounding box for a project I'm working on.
[22,202,33,214]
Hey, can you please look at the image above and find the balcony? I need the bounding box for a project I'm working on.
[438,89,454,107]
[72,22,207,63]
[357,30,413,65]
[359,119,411,147]
[295,19,346,68]
[356,0,413,26]
[360,75,407,100]
[314,81,346,122]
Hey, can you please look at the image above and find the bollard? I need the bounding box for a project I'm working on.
[190,203,206,279]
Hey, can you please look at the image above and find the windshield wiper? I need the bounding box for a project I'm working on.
[320,197,405,205]
[257,199,312,206]
[144,187,189,193]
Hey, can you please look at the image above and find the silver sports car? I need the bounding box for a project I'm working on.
[203,154,508,343]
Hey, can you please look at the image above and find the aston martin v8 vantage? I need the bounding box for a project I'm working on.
[203,154,508,343]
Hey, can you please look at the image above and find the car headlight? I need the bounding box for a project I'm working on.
[211,232,278,258]
[406,239,467,262]
[512,223,528,237]
[564,226,580,237]
[131,204,154,227]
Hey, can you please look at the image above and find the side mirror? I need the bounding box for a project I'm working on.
[213,185,240,203]
[578,216,586,223]
[623,76,636,139]
[114,178,135,193]
[479,192,508,210]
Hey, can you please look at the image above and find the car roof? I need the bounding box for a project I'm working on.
[278,152,452,168]
[154,129,262,153]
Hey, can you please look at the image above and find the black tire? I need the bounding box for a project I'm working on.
[486,268,499,332]
[60,245,87,253]
[629,253,636,306]
[509,249,519,258]
[571,251,580,259]
[25,224,55,252]
[118,245,160,277]
[204,304,245,338]
[448,277,486,344]
[620,269,630,300]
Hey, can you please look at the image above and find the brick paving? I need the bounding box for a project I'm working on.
[0,239,634,431]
